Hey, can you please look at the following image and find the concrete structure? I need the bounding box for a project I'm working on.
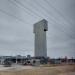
[33,19,48,57]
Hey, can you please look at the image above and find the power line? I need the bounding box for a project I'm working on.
[33,0,74,39]
[34,0,66,25]
[0,0,73,39]
[24,0,68,34]
[0,8,29,25]
[9,0,65,29]
[43,0,74,39]
[13,0,43,19]
[23,0,65,27]
[8,0,40,19]
[33,0,71,29]
[23,0,73,39]
[23,0,49,20]
[44,0,73,26]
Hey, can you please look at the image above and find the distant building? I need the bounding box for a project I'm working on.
[33,19,48,57]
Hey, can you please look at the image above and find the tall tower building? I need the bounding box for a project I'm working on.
[33,19,48,57]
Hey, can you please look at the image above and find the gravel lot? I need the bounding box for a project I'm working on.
[0,64,75,75]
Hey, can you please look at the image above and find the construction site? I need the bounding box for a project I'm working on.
[0,0,75,75]
[0,55,75,75]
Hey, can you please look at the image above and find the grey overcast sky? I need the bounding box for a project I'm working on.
[0,0,75,58]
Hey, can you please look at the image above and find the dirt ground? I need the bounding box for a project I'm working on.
[0,64,75,75]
